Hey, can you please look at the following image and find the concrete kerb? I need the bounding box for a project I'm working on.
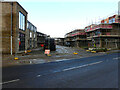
[2,46,120,67]
[2,50,119,67]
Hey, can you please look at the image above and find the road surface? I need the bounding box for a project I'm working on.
[2,53,120,88]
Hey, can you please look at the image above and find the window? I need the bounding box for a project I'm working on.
[34,27,37,32]
[19,12,25,31]
[34,34,36,38]
[113,18,115,23]
[19,13,21,29]
[31,26,33,31]
[30,32,32,38]
[23,16,25,30]
[27,22,29,29]
[19,32,25,51]
[109,19,112,24]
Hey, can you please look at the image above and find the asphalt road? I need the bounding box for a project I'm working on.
[2,53,120,88]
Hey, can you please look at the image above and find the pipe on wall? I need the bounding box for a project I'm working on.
[11,2,13,55]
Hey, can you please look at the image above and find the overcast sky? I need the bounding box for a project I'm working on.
[15,0,120,38]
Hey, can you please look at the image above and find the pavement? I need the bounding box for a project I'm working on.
[2,52,119,88]
[2,45,120,67]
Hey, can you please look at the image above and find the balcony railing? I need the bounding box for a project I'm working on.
[85,24,113,32]
[87,33,120,38]
[65,38,72,41]
[71,33,86,37]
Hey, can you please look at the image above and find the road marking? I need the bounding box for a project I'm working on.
[88,61,103,65]
[113,57,120,60]
[55,58,83,62]
[55,59,70,62]
[36,75,41,77]
[53,70,61,73]
[63,67,78,71]
[0,79,20,85]
[62,61,103,72]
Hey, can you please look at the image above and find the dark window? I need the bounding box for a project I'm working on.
[29,38,32,49]
[19,32,25,51]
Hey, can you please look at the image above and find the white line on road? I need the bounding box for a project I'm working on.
[62,61,103,72]
[55,59,70,62]
[0,79,20,85]
[53,70,61,73]
[113,57,120,60]
[88,61,103,65]
[55,58,83,62]
[36,75,42,77]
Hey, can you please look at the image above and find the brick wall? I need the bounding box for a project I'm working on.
[2,2,28,54]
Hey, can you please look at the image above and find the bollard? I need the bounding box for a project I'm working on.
[14,57,19,60]
[91,51,96,53]
[86,50,90,52]
[47,54,51,57]
[14,54,19,60]
[73,52,78,54]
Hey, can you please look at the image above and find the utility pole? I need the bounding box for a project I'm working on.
[10,2,13,55]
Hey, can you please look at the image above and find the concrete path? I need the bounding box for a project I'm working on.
[2,45,120,67]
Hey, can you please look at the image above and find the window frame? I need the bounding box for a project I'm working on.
[19,11,26,31]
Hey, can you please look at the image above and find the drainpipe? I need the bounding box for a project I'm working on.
[10,2,13,55]
[118,1,120,15]
[118,2,120,49]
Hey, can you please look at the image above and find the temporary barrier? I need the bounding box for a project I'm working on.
[44,49,50,55]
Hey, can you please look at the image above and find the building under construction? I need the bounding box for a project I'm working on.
[64,29,87,48]
[55,38,65,46]
[64,14,120,49]
[85,14,120,49]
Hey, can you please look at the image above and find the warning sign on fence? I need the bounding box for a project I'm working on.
[44,49,50,55]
